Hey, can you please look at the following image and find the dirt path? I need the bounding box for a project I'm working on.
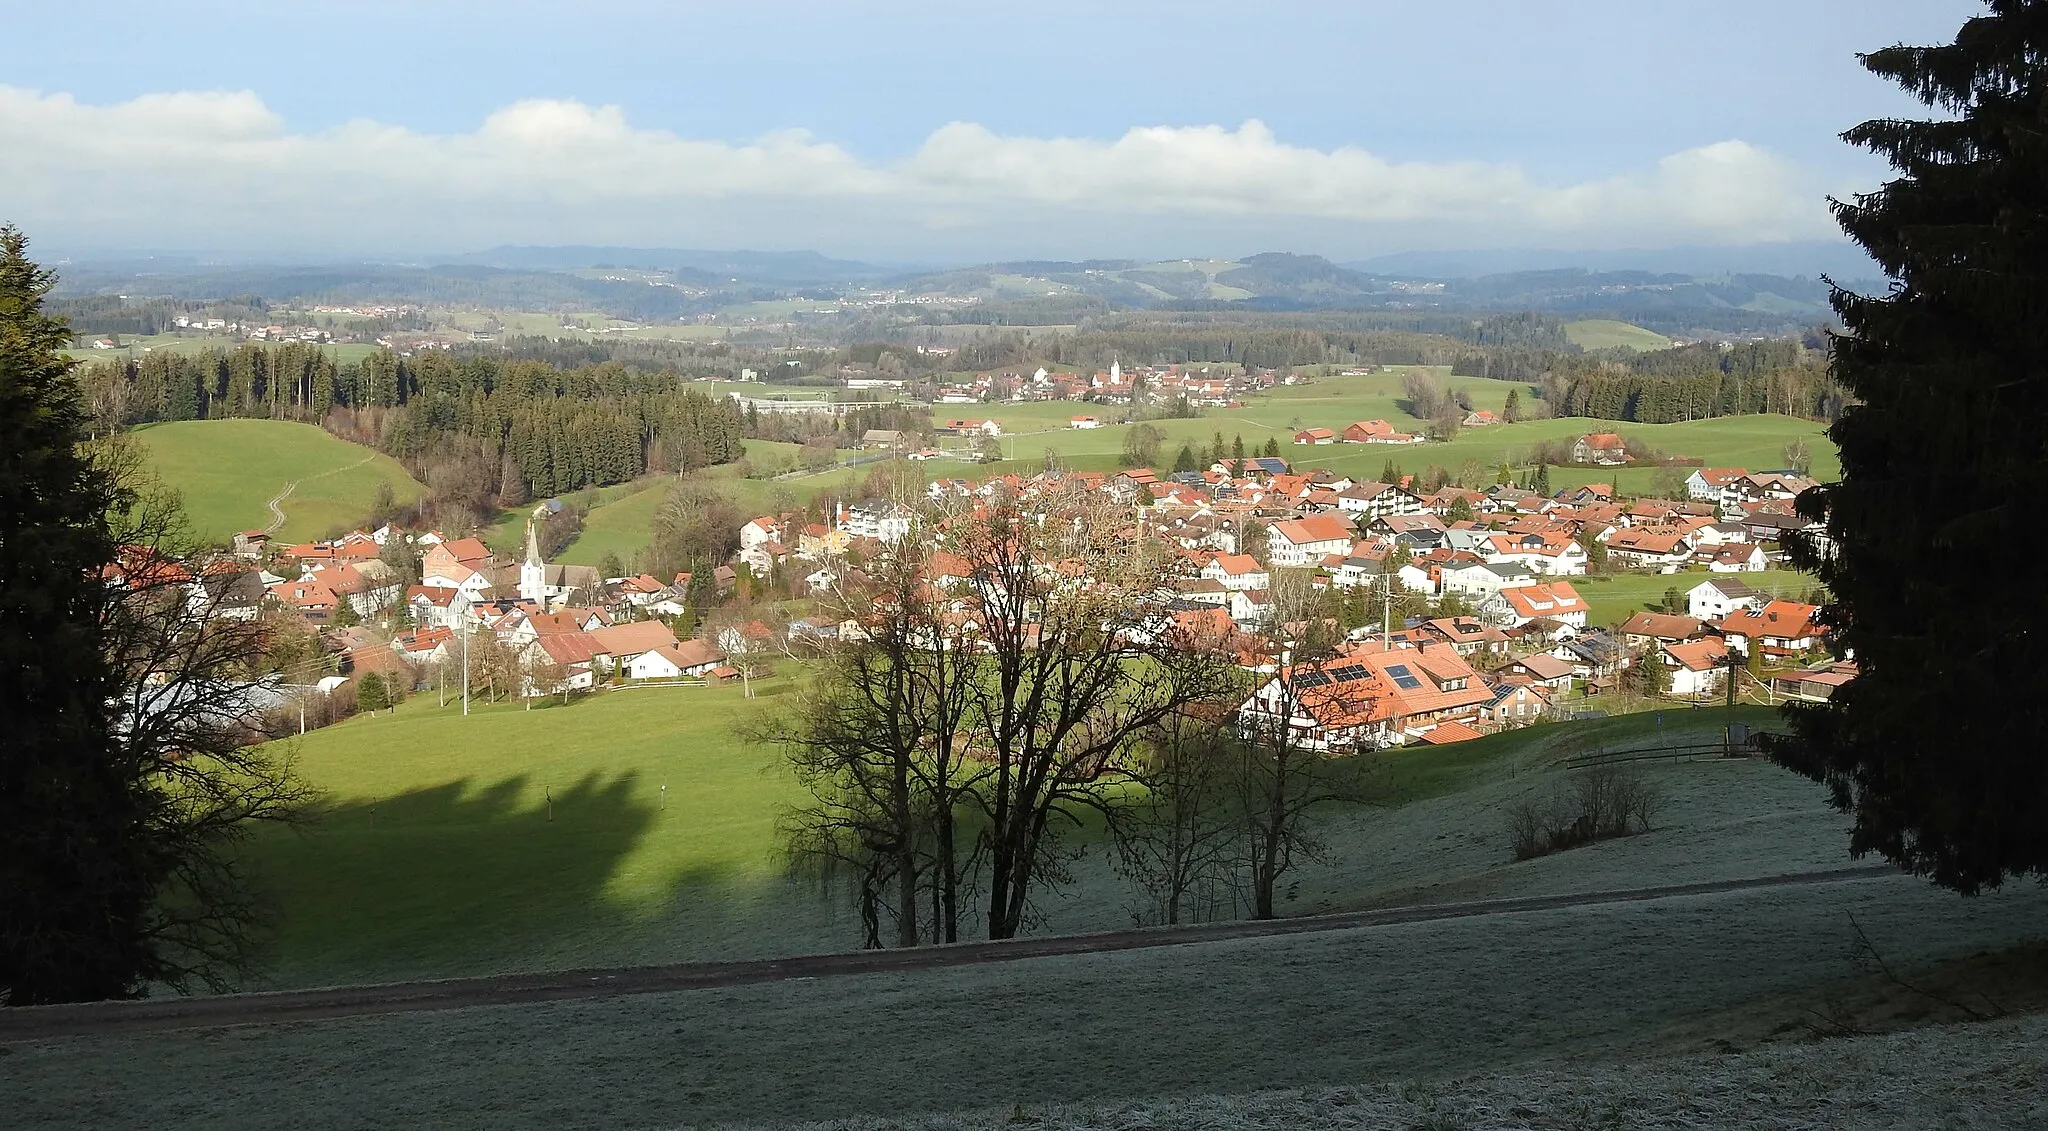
[258,455,378,536]
[260,481,297,534]
[0,865,1895,1041]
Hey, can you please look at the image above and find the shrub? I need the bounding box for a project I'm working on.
[1507,766,1663,861]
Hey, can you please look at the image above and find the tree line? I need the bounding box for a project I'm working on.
[75,345,749,501]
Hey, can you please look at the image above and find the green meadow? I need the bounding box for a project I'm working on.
[1561,319,1676,351]
[132,419,423,544]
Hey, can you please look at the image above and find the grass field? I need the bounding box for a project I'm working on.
[1572,568,1817,625]
[132,419,424,544]
[251,681,808,988]
[16,872,2044,1129]
[926,368,1838,495]
[242,681,1790,991]
[1562,318,1676,351]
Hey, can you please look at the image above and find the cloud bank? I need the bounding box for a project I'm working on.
[0,86,1838,257]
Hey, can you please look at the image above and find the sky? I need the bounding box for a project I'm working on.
[0,0,1986,265]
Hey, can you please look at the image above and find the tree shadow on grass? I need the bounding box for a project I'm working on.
[250,772,667,987]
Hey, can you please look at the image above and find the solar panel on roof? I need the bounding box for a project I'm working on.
[1384,663,1424,690]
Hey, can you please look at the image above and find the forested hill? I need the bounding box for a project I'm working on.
[75,345,745,501]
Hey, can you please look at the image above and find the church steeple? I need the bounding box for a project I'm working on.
[519,516,547,604]
[524,517,542,568]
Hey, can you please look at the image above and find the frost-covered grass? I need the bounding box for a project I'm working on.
[8,875,2044,1129]
[738,1014,2048,1131]
[241,701,1814,989]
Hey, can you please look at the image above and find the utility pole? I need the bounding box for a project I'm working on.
[1381,572,1392,650]
[461,623,471,717]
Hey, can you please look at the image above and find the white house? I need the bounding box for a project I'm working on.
[1439,561,1537,599]
[840,499,916,544]
[1662,638,1730,697]
[1265,514,1357,568]
[1687,578,1763,621]
[1070,416,1102,429]
[1334,482,1425,520]
[1478,581,1589,629]
[1199,553,1270,592]
[626,639,726,680]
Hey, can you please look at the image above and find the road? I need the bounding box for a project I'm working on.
[0,865,1898,1041]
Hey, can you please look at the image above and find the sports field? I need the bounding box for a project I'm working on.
[131,419,423,544]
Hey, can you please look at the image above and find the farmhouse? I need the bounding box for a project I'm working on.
[625,639,727,680]
[1571,433,1629,466]
[1069,415,1101,429]
[1292,427,1337,445]
[1618,611,1709,650]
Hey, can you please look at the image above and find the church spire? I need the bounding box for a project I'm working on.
[524,516,542,567]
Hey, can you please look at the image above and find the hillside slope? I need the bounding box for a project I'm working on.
[132,419,422,544]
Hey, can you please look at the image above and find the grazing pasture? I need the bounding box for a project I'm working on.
[131,419,422,544]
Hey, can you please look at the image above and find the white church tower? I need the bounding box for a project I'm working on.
[1109,358,1121,384]
[519,519,547,604]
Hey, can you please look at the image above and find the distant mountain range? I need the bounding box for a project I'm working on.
[1345,241,1884,284]
[48,244,1874,338]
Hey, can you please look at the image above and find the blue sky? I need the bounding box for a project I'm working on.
[0,0,1985,263]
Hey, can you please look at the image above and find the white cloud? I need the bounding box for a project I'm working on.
[0,86,1837,254]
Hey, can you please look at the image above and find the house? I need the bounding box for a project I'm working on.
[1340,420,1393,443]
[1480,581,1589,629]
[1661,637,1731,697]
[840,499,915,543]
[1266,513,1358,568]
[1238,642,1493,751]
[1503,652,1577,693]
[406,584,467,628]
[1483,531,1588,576]
[231,530,270,559]
[187,566,265,622]
[1200,553,1271,592]
[939,418,1003,437]
[861,429,906,449]
[1703,543,1768,573]
[1439,560,1537,599]
[626,638,727,680]
[1618,611,1709,650]
[1687,578,1763,622]
[1334,482,1425,520]
[739,517,782,553]
[1604,528,1693,572]
[1770,660,1857,702]
[1069,416,1102,429]
[1423,617,1510,657]
[1292,427,1337,445]
[1571,433,1629,466]
[1461,410,1499,427]
[1480,681,1550,727]
[1719,600,1824,661]
[1686,467,1748,503]
[1552,630,1628,680]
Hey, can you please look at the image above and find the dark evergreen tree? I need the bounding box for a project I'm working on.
[1766,3,2048,893]
[0,227,157,1005]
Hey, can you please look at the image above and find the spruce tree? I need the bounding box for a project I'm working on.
[0,226,164,1005]
[1766,3,2048,892]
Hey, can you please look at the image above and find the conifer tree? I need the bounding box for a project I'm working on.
[1766,3,2048,892]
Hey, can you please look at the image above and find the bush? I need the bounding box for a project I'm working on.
[1507,766,1663,861]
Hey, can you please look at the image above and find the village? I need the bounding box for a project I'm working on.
[140,426,1847,750]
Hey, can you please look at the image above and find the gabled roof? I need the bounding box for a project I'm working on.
[1618,611,1709,640]
[1269,513,1356,547]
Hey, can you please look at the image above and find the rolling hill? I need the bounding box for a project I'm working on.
[131,419,423,544]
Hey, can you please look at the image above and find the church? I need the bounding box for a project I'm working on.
[519,517,603,608]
